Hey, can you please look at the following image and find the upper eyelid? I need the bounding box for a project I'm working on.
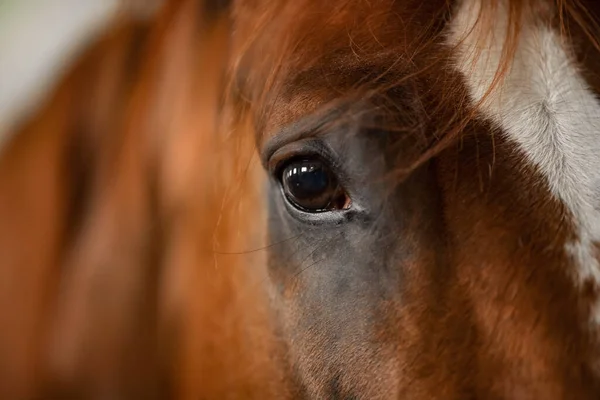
[260,103,357,166]
[267,138,342,177]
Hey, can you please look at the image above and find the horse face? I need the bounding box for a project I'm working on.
[234,0,600,397]
[4,0,600,398]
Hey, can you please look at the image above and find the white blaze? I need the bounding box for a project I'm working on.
[448,0,600,320]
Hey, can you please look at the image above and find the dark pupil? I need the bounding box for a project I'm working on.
[281,160,341,212]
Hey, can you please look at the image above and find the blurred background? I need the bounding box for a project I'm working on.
[0,0,120,142]
[0,0,160,144]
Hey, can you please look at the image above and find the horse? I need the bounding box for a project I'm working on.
[1,0,600,398]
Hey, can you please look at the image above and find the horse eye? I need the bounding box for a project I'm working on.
[280,158,350,213]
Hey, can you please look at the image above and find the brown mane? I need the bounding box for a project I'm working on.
[230,0,600,178]
[0,2,282,397]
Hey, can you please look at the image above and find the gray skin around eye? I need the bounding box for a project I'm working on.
[264,123,445,397]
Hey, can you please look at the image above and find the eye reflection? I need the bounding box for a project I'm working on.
[280,158,350,213]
